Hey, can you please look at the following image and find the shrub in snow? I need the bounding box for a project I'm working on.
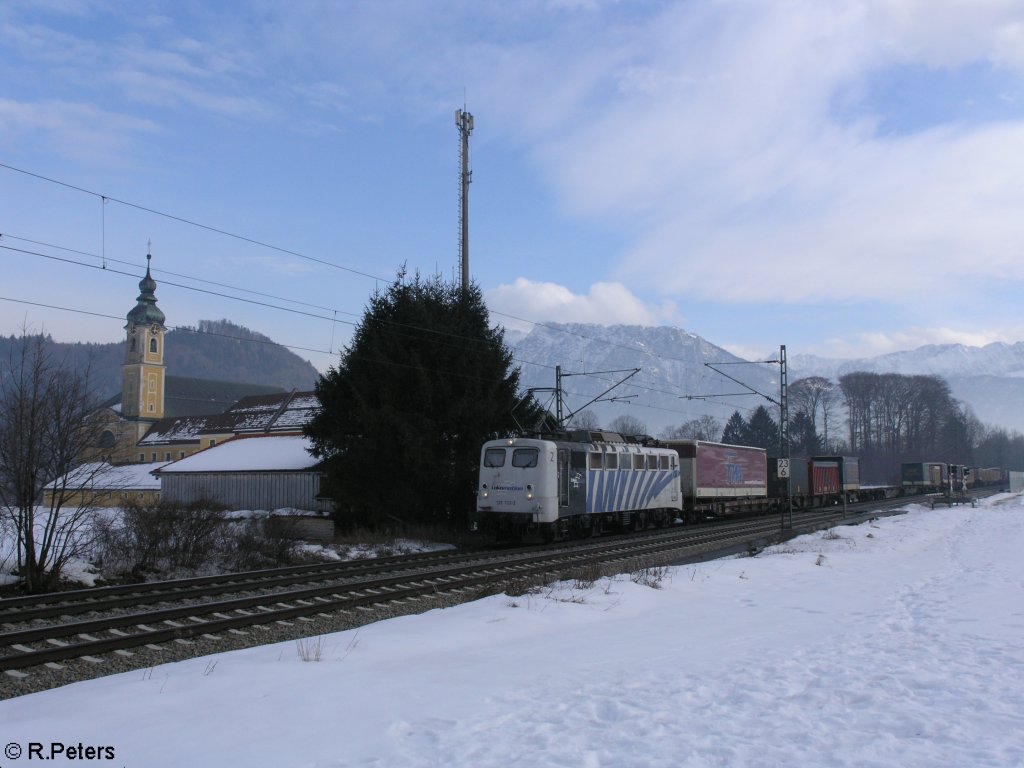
[95,498,228,578]
[630,565,670,589]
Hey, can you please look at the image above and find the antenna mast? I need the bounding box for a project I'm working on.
[455,107,474,291]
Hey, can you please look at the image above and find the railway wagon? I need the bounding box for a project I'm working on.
[901,461,948,492]
[812,455,860,491]
[768,456,808,501]
[475,434,681,541]
[663,440,768,521]
[807,457,843,504]
[769,457,836,508]
[977,467,1006,486]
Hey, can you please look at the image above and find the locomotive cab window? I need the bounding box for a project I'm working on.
[483,448,506,468]
[647,455,659,470]
[659,455,670,470]
[512,448,539,468]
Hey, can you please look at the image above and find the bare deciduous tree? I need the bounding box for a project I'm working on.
[608,414,648,437]
[0,331,108,592]
[660,415,722,442]
[790,376,840,450]
[569,409,600,430]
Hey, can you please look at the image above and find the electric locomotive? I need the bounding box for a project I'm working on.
[475,432,681,541]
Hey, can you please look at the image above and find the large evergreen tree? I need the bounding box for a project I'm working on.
[789,411,822,457]
[305,273,539,530]
[746,405,781,451]
[721,411,748,445]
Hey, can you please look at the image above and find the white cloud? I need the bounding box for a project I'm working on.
[0,97,157,160]
[486,0,1024,307]
[485,278,683,334]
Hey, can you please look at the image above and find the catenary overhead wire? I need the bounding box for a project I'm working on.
[0,292,758,421]
[1,233,346,316]
[0,241,756,417]
[0,239,563,371]
[0,295,332,357]
[1,155,756,375]
[0,162,389,283]
[1,162,772,414]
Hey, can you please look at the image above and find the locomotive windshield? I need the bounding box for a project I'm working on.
[483,448,506,467]
[511,448,539,468]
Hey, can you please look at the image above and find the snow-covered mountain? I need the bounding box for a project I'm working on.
[509,323,779,436]
[790,342,1024,380]
[509,325,1024,435]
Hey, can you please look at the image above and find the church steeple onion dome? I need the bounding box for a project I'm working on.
[126,249,166,327]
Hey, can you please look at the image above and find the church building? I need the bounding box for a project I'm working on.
[95,248,318,467]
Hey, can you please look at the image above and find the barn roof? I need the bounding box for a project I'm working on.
[45,461,167,491]
[154,435,320,474]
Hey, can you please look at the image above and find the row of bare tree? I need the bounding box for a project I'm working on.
[658,372,1024,484]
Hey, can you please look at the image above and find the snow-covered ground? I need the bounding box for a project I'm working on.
[1,506,454,587]
[2,497,1023,767]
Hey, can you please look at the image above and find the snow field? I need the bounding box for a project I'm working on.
[1,499,1022,767]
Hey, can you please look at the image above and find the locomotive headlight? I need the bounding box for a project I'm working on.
[526,483,534,500]
[481,483,489,499]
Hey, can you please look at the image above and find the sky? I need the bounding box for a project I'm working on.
[3,1,1024,373]
[2,497,1023,765]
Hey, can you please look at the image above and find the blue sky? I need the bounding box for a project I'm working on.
[2,0,1024,373]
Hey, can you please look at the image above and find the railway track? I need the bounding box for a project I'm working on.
[0,494,961,694]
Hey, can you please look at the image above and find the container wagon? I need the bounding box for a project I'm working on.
[901,462,948,493]
[664,440,769,522]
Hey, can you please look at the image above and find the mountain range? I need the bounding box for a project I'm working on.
[0,320,320,407]
[8,318,1021,436]
[509,324,1024,436]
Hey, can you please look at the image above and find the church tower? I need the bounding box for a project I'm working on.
[122,248,166,435]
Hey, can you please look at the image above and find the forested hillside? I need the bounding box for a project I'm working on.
[0,320,320,399]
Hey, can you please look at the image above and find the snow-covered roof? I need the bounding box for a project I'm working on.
[45,461,166,491]
[155,435,320,474]
[139,415,210,444]
[139,390,319,445]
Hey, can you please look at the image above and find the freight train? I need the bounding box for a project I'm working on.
[474,430,992,541]
[901,462,1006,495]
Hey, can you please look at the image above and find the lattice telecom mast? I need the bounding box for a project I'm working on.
[456,108,474,290]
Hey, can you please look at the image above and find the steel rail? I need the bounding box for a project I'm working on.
[5,491,990,677]
[0,505,896,674]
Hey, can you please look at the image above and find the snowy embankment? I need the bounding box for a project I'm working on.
[2,497,1023,767]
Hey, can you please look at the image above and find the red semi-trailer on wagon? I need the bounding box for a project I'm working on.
[663,439,769,522]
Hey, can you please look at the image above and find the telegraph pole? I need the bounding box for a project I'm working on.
[456,108,474,291]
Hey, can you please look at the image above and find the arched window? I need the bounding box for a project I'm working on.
[149,337,158,354]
